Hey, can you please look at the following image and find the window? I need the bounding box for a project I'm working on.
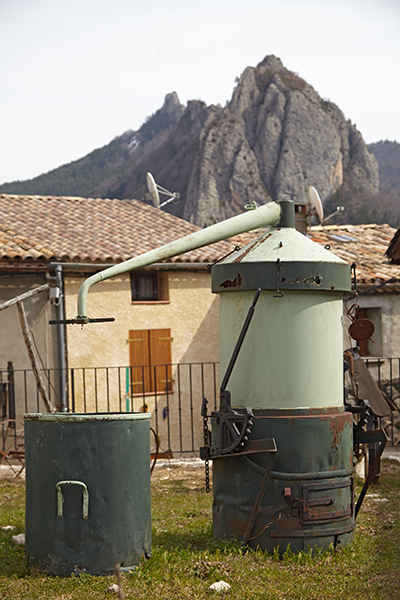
[356,308,382,357]
[128,328,172,394]
[130,271,169,302]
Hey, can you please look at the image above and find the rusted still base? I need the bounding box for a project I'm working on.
[212,409,355,554]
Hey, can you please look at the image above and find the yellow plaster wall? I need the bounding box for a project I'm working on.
[64,271,220,368]
[64,271,220,455]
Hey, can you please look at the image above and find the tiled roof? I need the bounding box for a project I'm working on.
[0,194,233,264]
[309,223,400,287]
[1,195,398,290]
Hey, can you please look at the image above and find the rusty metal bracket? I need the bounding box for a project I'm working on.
[284,487,302,509]
[354,428,388,516]
[243,442,277,544]
[273,258,284,298]
[203,437,276,460]
[204,288,261,456]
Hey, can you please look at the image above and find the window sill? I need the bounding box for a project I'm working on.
[131,300,171,305]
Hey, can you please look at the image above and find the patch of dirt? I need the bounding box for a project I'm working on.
[0,474,25,487]
[151,463,208,489]
[381,458,400,476]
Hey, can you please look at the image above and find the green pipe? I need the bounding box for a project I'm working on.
[126,367,130,412]
[76,202,282,320]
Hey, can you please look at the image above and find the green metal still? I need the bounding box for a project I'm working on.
[209,201,355,553]
[24,413,151,576]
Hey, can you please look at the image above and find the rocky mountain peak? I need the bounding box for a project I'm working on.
[0,55,383,227]
[173,54,379,226]
[159,91,185,119]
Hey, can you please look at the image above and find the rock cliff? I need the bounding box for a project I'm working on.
[0,56,380,227]
[118,56,379,226]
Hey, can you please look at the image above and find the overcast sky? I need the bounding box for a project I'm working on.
[1,0,399,184]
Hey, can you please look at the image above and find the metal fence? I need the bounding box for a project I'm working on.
[1,358,400,457]
[1,362,220,458]
[362,358,400,447]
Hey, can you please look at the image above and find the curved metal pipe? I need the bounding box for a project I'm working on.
[76,202,282,320]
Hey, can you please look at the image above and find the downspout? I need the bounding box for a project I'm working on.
[54,265,68,412]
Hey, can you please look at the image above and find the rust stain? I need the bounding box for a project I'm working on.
[233,232,273,263]
[219,272,243,289]
[227,515,247,538]
[330,414,347,451]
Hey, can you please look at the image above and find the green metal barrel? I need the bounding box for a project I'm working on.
[24,413,151,576]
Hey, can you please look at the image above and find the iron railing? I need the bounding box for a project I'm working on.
[1,358,400,456]
[0,362,220,458]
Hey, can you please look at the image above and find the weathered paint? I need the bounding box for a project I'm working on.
[211,202,354,553]
[219,289,344,410]
[24,412,151,576]
[212,410,355,554]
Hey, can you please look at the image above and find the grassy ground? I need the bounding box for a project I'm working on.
[0,459,399,599]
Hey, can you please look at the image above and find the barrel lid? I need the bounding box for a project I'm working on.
[212,226,351,293]
[23,412,151,422]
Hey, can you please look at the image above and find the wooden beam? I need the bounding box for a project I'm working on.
[16,300,56,413]
[0,284,49,312]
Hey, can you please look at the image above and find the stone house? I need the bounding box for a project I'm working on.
[308,222,400,362]
[2,193,400,453]
[0,193,238,455]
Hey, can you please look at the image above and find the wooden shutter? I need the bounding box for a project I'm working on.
[128,330,151,394]
[149,328,173,392]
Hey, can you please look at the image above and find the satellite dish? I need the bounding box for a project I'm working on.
[308,186,324,223]
[145,172,180,209]
[146,172,160,208]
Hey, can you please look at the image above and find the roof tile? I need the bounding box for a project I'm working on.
[1,195,399,289]
[0,194,233,264]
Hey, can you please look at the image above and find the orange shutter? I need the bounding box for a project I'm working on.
[129,330,151,394]
[149,328,173,392]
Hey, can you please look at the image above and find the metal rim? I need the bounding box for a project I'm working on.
[23,412,151,422]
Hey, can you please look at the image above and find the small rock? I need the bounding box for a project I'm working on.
[2,525,15,531]
[386,454,400,463]
[370,498,389,502]
[209,581,231,591]
[12,533,25,545]
[106,583,123,595]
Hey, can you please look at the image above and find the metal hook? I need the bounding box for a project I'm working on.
[274,259,284,298]
[351,262,358,295]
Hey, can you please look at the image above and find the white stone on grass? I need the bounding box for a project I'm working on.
[11,533,25,545]
[209,581,231,591]
[105,583,122,594]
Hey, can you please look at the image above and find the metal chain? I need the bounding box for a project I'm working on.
[202,398,210,493]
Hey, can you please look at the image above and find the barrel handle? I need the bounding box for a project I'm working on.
[56,480,89,519]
